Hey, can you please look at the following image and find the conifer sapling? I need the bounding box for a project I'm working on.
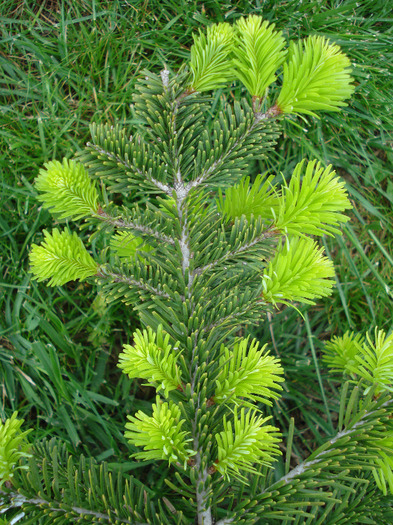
[5,15,391,525]
[27,15,353,520]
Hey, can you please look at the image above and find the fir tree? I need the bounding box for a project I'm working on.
[2,15,393,525]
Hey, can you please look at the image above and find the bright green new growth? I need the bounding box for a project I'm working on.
[189,22,235,92]
[233,15,287,98]
[0,413,32,489]
[30,228,98,286]
[217,160,351,235]
[35,159,99,220]
[261,236,335,306]
[323,331,365,375]
[125,398,196,467]
[276,35,355,116]
[324,328,393,394]
[215,408,281,481]
[118,325,182,395]
[274,159,352,236]
[323,330,393,497]
[216,173,279,222]
[110,231,152,259]
[189,20,354,114]
[214,337,284,406]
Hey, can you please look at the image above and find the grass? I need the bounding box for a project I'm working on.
[0,0,392,474]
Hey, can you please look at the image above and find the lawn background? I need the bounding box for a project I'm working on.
[0,0,392,487]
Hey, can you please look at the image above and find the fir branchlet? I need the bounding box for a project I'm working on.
[110,231,153,260]
[233,15,287,99]
[35,159,99,220]
[216,159,352,238]
[29,228,99,286]
[118,325,183,395]
[261,236,335,306]
[189,22,236,92]
[215,408,281,481]
[324,328,393,395]
[0,413,31,489]
[276,35,355,116]
[274,159,352,236]
[125,398,196,467]
[213,337,284,406]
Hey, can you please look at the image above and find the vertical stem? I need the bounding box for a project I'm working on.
[174,164,212,525]
[170,86,212,524]
[197,477,213,525]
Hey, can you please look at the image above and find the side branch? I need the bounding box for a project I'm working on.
[0,489,146,525]
[96,209,176,246]
[202,300,263,334]
[247,399,393,507]
[86,143,173,196]
[99,270,171,300]
[271,414,377,490]
[195,228,279,276]
[215,399,393,524]
[185,114,275,191]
